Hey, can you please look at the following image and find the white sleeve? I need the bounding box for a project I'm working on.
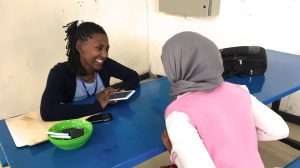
[240,85,289,141]
[166,111,216,168]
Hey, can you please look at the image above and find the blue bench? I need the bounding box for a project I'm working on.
[285,157,300,168]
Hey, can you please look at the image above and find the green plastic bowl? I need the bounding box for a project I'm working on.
[48,119,93,150]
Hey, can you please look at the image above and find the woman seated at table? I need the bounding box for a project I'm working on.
[160,31,289,168]
[40,20,139,121]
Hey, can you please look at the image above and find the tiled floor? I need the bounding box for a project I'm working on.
[136,122,300,168]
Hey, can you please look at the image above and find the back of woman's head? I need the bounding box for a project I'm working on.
[161,31,224,96]
[63,20,107,75]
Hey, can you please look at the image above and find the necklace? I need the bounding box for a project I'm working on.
[80,75,98,97]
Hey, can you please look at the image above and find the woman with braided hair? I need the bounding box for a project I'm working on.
[40,20,139,121]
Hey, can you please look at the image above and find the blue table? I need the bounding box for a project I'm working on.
[226,50,300,105]
[0,80,171,168]
[1,50,300,168]
[285,157,300,168]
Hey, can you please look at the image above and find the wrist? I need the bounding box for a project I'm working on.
[95,99,104,110]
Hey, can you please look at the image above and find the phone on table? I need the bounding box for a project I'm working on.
[86,113,112,124]
[109,90,135,101]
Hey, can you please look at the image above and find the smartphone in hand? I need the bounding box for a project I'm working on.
[86,113,112,124]
[109,90,135,101]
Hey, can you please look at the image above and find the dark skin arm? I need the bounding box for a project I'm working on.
[104,58,140,90]
[96,87,118,108]
[160,129,178,168]
[40,67,106,121]
[162,129,172,153]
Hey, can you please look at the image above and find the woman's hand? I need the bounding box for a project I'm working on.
[161,129,172,152]
[96,87,118,109]
[161,130,177,168]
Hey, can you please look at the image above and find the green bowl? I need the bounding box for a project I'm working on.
[48,119,93,150]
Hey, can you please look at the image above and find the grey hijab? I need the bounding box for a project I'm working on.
[161,31,224,96]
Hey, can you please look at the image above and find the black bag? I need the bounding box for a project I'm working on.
[220,46,267,78]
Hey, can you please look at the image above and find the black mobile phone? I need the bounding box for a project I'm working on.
[86,113,113,123]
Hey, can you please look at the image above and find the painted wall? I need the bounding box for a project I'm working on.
[0,1,80,119]
[0,0,149,119]
[149,0,300,75]
[77,0,149,76]
[147,0,300,115]
[1,0,299,119]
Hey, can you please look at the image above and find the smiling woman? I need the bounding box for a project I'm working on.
[40,20,140,121]
[76,33,109,75]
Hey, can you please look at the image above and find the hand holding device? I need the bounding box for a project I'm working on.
[109,90,135,101]
[96,87,118,108]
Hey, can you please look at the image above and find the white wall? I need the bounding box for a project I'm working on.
[147,0,300,115]
[1,0,300,119]
[0,1,80,119]
[0,0,149,119]
[77,0,149,76]
[148,0,300,75]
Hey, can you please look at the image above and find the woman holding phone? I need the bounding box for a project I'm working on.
[40,20,139,121]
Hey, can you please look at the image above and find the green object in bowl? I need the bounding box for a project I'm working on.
[48,119,93,150]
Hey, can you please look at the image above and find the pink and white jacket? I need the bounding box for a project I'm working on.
[165,82,289,168]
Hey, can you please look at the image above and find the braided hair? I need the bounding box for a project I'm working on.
[63,20,107,75]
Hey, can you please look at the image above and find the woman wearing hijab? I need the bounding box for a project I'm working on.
[160,32,289,168]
